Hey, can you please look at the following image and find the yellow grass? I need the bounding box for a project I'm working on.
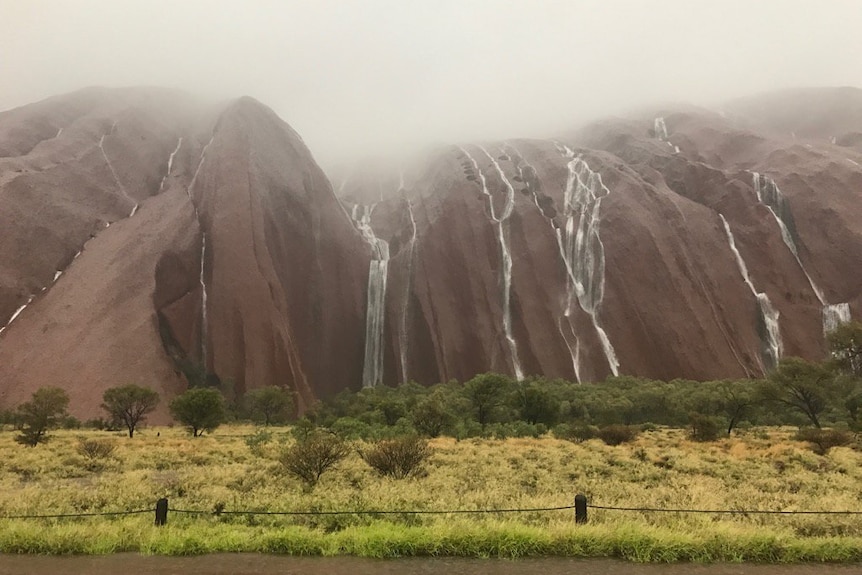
[0,425,861,559]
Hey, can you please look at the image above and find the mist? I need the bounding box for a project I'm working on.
[2,0,861,167]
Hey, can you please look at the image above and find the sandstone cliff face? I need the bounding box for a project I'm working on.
[337,89,861,387]
[0,88,366,418]
[1,87,859,417]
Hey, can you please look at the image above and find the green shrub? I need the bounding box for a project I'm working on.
[169,388,227,437]
[795,428,854,455]
[554,423,598,443]
[359,436,432,479]
[280,431,351,488]
[688,413,722,442]
[597,425,639,446]
[245,429,273,457]
[15,387,70,447]
[75,437,117,470]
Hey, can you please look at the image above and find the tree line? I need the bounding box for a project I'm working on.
[2,321,859,445]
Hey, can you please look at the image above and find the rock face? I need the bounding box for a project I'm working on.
[1,86,860,418]
[336,88,862,387]
[0,88,367,419]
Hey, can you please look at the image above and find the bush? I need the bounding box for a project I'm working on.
[245,429,273,457]
[597,424,639,445]
[688,413,722,442]
[169,388,227,436]
[410,397,453,437]
[279,431,350,488]
[795,428,854,455]
[554,422,598,443]
[75,437,117,469]
[101,384,160,437]
[245,386,293,426]
[15,387,70,447]
[359,436,432,479]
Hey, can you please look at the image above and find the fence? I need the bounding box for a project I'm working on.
[4,494,862,527]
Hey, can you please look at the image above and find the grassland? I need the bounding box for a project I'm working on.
[1,425,861,561]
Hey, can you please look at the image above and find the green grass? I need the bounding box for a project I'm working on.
[1,425,861,560]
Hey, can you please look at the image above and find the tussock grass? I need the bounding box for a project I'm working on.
[1,425,861,560]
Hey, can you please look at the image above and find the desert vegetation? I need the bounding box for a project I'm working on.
[0,322,858,559]
[0,425,861,560]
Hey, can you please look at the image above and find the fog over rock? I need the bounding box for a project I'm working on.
[0,86,859,418]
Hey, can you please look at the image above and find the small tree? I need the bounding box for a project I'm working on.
[16,387,70,447]
[688,412,722,442]
[827,321,862,377]
[410,396,453,437]
[360,436,432,479]
[514,382,560,426]
[245,385,293,425]
[760,358,833,428]
[716,380,754,435]
[463,373,512,428]
[101,384,160,438]
[279,431,350,488]
[169,388,226,436]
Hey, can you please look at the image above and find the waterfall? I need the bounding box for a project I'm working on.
[199,234,208,367]
[654,117,680,153]
[559,146,620,376]
[158,138,183,193]
[751,172,852,333]
[188,136,215,365]
[823,303,851,333]
[720,214,782,370]
[506,143,582,381]
[460,146,524,380]
[0,295,35,336]
[99,124,138,217]
[399,195,418,385]
[349,204,390,388]
[654,117,669,140]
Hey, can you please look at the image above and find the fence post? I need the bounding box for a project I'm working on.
[574,493,588,524]
[155,498,168,526]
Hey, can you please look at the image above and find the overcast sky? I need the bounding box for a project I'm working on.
[2,0,861,165]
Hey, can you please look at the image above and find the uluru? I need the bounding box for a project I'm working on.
[0,85,859,419]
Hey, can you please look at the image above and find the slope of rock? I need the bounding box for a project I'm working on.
[337,88,861,387]
[0,88,367,418]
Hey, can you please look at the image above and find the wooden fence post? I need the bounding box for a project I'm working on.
[574,493,588,524]
[155,498,168,526]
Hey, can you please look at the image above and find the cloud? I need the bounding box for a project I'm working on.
[2,0,860,165]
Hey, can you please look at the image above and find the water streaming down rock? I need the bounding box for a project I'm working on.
[0,295,35,336]
[751,172,852,333]
[349,203,390,388]
[399,193,418,385]
[654,117,668,140]
[720,214,782,370]
[480,147,523,379]
[823,303,851,333]
[505,143,582,381]
[188,136,215,366]
[653,116,680,153]
[157,138,183,193]
[460,146,524,380]
[98,123,139,218]
[559,145,620,376]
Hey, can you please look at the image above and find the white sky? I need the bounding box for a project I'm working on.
[2,0,861,165]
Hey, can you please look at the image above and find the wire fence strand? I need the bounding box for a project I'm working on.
[0,509,151,519]
[588,504,862,515]
[4,502,862,520]
[171,505,576,516]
